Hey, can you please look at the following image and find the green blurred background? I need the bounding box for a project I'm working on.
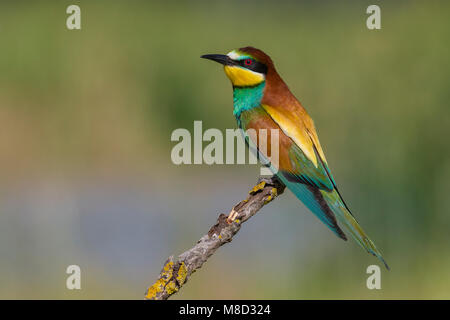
[0,0,449,299]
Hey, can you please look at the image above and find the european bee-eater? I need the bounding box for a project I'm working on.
[201,47,389,269]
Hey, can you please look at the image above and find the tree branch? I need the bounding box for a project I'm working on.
[144,175,286,300]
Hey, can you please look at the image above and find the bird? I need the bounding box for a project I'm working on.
[201,46,389,269]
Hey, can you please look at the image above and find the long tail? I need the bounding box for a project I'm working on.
[278,175,389,270]
[321,188,390,270]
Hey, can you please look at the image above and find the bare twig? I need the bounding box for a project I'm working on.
[145,175,286,300]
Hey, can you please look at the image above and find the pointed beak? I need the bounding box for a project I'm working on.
[200,54,232,66]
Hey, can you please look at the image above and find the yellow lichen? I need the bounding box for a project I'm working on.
[264,188,278,204]
[271,187,277,197]
[145,261,188,299]
[165,281,178,295]
[145,260,174,299]
[250,181,266,194]
[145,278,165,299]
[176,262,188,286]
[161,261,174,280]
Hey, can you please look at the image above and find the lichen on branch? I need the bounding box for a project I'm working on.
[145,175,285,300]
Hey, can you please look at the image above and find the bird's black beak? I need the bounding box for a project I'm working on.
[200,54,232,66]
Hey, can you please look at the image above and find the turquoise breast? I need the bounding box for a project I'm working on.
[233,82,266,121]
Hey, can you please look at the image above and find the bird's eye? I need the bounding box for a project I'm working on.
[244,59,253,66]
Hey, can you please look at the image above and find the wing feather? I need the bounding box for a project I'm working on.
[261,103,335,191]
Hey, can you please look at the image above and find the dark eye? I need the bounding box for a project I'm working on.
[244,58,253,66]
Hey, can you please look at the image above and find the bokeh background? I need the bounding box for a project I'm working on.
[0,0,449,299]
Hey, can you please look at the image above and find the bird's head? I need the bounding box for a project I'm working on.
[201,46,274,87]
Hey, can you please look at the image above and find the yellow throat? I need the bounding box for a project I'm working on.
[224,65,265,87]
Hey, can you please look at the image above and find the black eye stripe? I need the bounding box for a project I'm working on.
[237,59,268,74]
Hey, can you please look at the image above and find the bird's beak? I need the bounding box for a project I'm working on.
[200,54,232,66]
